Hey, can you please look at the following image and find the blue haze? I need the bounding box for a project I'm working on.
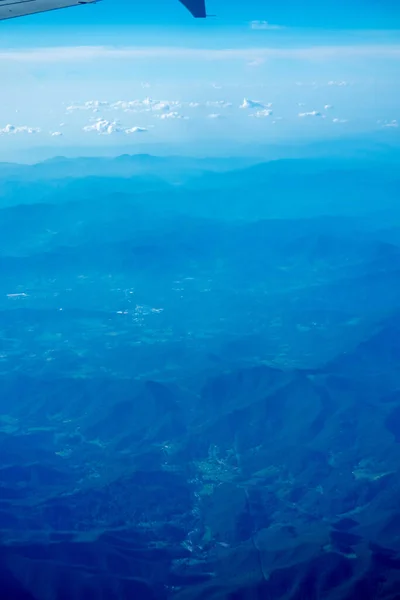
[1,0,400,598]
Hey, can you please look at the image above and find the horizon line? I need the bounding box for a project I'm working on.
[1,43,400,62]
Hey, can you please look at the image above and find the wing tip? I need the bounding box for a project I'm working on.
[179,0,207,18]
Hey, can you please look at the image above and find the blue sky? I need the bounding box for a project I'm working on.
[0,0,399,159]
[2,0,400,32]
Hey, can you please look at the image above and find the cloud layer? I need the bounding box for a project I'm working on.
[298,110,323,118]
[1,85,396,141]
[0,124,40,134]
[82,118,149,135]
[1,44,399,64]
[240,98,272,110]
[250,20,283,31]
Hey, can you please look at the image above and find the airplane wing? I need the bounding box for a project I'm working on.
[0,0,207,21]
[179,0,206,18]
[0,0,95,21]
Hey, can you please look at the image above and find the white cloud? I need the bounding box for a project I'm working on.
[383,119,398,128]
[250,20,283,30]
[250,108,273,118]
[51,131,63,137]
[111,100,139,111]
[83,118,148,134]
[327,80,348,86]
[332,118,348,123]
[298,110,323,118]
[151,102,172,112]
[240,98,271,110]
[113,98,182,113]
[67,100,109,111]
[125,126,148,134]
[207,113,223,119]
[65,97,243,125]
[68,98,184,115]
[0,124,40,134]
[83,119,122,134]
[324,104,334,110]
[109,99,138,111]
[155,112,188,120]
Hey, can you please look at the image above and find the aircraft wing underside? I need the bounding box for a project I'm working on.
[0,0,207,21]
[178,0,206,17]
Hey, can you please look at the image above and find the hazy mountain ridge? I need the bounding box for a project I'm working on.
[1,154,400,222]
[1,150,400,598]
